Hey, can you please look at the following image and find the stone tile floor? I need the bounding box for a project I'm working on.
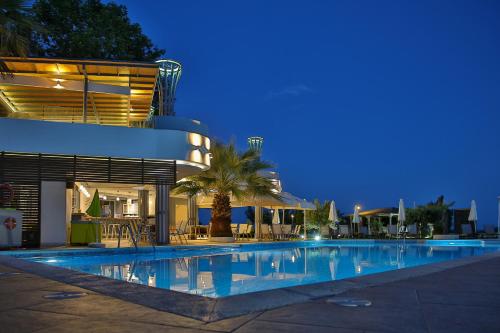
[2,256,500,333]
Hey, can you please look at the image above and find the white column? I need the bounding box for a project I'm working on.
[41,181,67,246]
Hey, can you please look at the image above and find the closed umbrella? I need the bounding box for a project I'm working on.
[398,199,406,236]
[468,200,478,234]
[272,209,280,224]
[329,201,339,233]
[86,189,103,246]
[328,201,338,223]
[352,206,360,236]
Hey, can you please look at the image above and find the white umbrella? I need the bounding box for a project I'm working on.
[398,199,406,235]
[328,201,338,222]
[468,200,477,233]
[272,209,280,224]
[329,200,339,230]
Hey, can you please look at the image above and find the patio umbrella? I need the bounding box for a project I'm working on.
[272,209,280,224]
[468,200,478,233]
[86,189,101,217]
[86,189,102,245]
[398,199,406,235]
[351,206,360,236]
[328,201,339,229]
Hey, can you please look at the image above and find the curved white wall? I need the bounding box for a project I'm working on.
[0,118,211,177]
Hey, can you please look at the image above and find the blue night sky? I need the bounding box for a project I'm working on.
[117,0,500,226]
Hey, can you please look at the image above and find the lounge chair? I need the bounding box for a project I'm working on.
[406,224,417,238]
[387,225,398,238]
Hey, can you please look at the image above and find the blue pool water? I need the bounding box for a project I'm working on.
[12,240,500,298]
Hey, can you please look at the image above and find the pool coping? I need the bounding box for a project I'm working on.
[1,241,500,322]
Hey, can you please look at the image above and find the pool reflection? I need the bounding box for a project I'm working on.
[63,244,492,297]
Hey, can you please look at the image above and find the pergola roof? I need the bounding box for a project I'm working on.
[0,57,159,126]
[346,207,399,217]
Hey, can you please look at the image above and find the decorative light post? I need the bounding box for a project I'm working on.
[248,136,264,154]
[155,59,182,116]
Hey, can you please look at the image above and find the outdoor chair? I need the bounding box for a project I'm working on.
[460,224,473,238]
[282,224,292,240]
[339,225,350,238]
[271,224,283,240]
[406,224,418,238]
[387,225,398,238]
[231,224,238,238]
[261,224,272,240]
[247,224,254,238]
[291,225,301,238]
[171,220,189,244]
[237,224,248,239]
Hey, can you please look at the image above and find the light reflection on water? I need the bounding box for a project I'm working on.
[33,244,496,297]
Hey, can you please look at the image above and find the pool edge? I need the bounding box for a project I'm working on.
[1,249,500,322]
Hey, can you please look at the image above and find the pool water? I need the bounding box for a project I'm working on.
[17,240,500,298]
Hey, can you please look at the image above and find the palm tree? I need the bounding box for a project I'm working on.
[173,142,279,238]
[0,0,35,75]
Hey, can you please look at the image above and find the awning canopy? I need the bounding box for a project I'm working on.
[0,57,159,126]
[191,191,315,210]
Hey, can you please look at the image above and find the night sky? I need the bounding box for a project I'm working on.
[116,0,500,227]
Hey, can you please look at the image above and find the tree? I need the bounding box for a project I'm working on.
[173,142,278,238]
[306,199,330,231]
[406,195,454,236]
[0,0,36,75]
[31,0,164,61]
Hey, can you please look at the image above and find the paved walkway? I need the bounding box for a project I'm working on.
[1,256,500,333]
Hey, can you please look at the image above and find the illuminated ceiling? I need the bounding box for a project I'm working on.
[0,57,159,126]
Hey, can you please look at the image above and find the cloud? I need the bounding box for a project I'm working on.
[266,84,313,99]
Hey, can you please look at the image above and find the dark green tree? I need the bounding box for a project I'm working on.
[0,0,37,75]
[31,0,164,60]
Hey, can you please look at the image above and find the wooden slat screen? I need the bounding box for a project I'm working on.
[0,151,176,247]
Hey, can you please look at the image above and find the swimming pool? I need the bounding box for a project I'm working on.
[11,240,500,298]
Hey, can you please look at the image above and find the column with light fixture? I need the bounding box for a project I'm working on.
[155,184,170,244]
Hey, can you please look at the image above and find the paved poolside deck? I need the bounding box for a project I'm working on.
[1,252,500,332]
